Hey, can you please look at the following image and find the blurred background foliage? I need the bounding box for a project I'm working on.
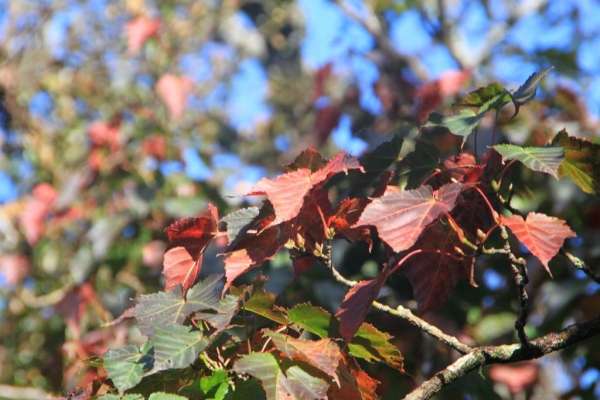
[0,0,599,398]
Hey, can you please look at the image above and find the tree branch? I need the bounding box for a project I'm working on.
[404,313,600,400]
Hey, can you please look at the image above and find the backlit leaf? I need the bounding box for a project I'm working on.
[493,144,564,179]
[163,204,219,294]
[552,129,600,196]
[354,182,466,252]
[501,213,576,274]
[457,82,510,108]
[265,330,340,382]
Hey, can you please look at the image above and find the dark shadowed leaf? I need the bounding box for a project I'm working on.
[552,129,600,196]
[501,213,576,274]
[493,144,564,179]
[349,135,403,195]
[335,267,389,342]
[284,147,328,172]
[354,182,466,252]
[395,140,440,189]
[509,67,553,117]
[401,221,476,314]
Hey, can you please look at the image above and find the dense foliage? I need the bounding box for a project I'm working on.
[1,1,600,399]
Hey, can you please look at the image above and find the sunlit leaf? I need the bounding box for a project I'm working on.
[456,82,510,108]
[552,129,600,196]
[354,182,466,252]
[163,204,219,293]
[493,144,564,179]
[501,212,576,274]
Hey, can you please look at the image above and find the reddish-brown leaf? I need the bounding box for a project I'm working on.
[221,222,295,292]
[354,182,466,253]
[336,267,389,342]
[314,104,342,144]
[88,121,121,152]
[20,183,58,246]
[401,221,476,314]
[0,254,30,286]
[500,213,576,275]
[284,147,328,173]
[163,204,219,293]
[156,74,194,119]
[331,198,372,249]
[125,16,160,55]
[489,362,538,394]
[328,353,379,400]
[441,153,483,183]
[250,152,362,226]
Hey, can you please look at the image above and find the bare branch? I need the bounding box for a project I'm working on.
[404,313,600,400]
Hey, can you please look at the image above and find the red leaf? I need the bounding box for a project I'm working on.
[0,254,30,286]
[88,121,121,152]
[249,152,362,226]
[354,182,466,252]
[314,104,342,144]
[441,153,483,183]
[156,74,194,119]
[328,353,379,400]
[141,135,167,160]
[20,183,58,246]
[221,222,295,292]
[125,16,160,55]
[163,204,219,293]
[489,362,538,394]
[500,213,576,275]
[401,221,476,314]
[331,198,372,249]
[336,267,389,342]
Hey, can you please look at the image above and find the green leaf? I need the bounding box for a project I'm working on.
[509,67,554,117]
[225,378,266,400]
[426,93,507,143]
[349,135,403,195]
[456,82,510,108]
[552,129,600,196]
[132,286,187,338]
[194,294,240,331]
[493,144,564,179]
[395,140,440,189]
[98,395,144,400]
[348,323,404,372]
[221,207,260,244]
[184,274,223,313]
[287,304,339,339]
[153,324,209,371]
[200,370,230,400]
[233,352,328,400]
[148,393,188,400]
[287,304,403,371]
[103,343,153,393]
[230,281,290,326]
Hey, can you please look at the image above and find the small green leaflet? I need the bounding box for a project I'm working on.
[426,92,506,144]
[493,144,564,179]
[509,67,554,118]
[552,129,600,196]
[456,82,510,108]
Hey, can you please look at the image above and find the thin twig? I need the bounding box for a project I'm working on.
[322,248,473,355]
[561,248,600,284]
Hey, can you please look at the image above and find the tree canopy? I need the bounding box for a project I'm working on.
[1,1,600,399]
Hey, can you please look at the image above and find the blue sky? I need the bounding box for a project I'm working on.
[3,0,600,200]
